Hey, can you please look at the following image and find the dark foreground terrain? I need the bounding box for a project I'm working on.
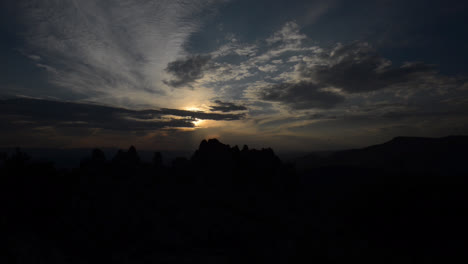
[2,136,468,263]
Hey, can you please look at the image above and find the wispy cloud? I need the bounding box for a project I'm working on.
[21,0,225,107]
[266,21,306,46]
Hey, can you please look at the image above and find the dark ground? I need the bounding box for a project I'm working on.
[2,136,468,263]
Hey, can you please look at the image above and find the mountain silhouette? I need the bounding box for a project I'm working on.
[295,135,468,174]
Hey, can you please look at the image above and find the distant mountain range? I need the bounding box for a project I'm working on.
[2,135,467,175]
[294,135,468,174]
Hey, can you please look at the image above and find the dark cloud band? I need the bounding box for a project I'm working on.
[209,100,247,112]
[300,42,436,93]
[260,81,345,109]
[0,98,244,132]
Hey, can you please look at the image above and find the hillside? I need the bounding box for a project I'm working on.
[295,135,468,174]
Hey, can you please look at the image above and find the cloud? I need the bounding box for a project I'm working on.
[258,64,278,73]
[199,61,257,84]
[211,40,258,58]
[0,98,244,133]
[0,98,189,132]
[209,100,247,112]
[248,38,461,110]
[20,0,224,105]
[166,21,464,115]
[266,21,306,46]
[159,107,244,120]
[27,54,41,61]
[5,5,468,150]
[300,42,437,93]
[259,81,345,109]
[164,55,212,88]
[301,0,336,25]
[35,63,59,74]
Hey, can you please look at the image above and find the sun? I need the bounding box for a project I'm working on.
[193,118,205,127]
[184,105,209,127]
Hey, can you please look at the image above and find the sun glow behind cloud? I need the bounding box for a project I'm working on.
[193,119,205,127]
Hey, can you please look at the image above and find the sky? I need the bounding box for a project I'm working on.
[1,0,468,152]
